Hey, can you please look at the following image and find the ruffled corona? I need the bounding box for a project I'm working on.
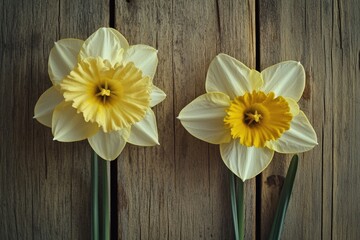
[224,91,292,147]
[60,57,151,132]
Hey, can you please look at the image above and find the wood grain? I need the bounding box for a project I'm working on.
[115,0,255,239]
[0,0,108,239]
[259,0,360,239]
[1,0,359,239]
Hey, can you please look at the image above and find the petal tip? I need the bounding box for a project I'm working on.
[104,157,117,161]
[217,53,228,58]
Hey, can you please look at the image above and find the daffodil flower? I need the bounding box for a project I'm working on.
[178,54,317,181]
[34,27,166,160]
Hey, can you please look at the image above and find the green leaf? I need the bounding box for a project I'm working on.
[268,154,299,240]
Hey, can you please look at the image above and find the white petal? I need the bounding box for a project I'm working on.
[220,140,274,181]
[34,86,64,127]
[261,61,305,101]
[52,101,99,142]
[88,128,130,160]
[123,44,158,78]
[266,111,318,153]
[48,39,83,85]
[127,109,159,146]
[108,28,130,49]
[178,92,231,144]
[285,97,300,117]
[206,53,263,99]
[79,27,129,65]
[150,85,166,107]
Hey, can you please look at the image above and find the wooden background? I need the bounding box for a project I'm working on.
[1,0,359,239]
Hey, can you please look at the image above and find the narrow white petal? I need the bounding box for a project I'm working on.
[266,111,318,153]
[48,39,83,85]
[34,86,64,127]
[178,92,231,144]
[220,140,274,181]
[150,85,166,107]
[206,53,263,98]
[127,109,159,146]
[88,128,130,160]
[285,97,300,117]
[261,61,305,101]
[52,101,99,142]
[79,27,129,65]
[123,44,158,78]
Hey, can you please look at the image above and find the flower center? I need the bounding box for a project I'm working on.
[60,57,151,132]
[99,88,111,97]
[95,82,113,104]
[244,110,262,125]
[224,91,292,147]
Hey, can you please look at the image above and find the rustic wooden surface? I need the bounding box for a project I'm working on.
[259,0,360,239]
[0,0,108,239]
[1,0,359,239]
[115,0,255,239]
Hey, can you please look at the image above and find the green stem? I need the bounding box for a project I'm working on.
[237,178,245,240]
[230,173,239,240]
[269,155,299,240]
[99,157,111,240]
[91,152,99,240]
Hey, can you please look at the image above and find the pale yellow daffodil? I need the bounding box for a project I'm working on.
[34,27,166,160]
[178,54,317,181]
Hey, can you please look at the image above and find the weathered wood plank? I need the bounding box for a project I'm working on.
[57,2,109,238]
[115,0,256,239]
[259,0,360,239]
[0,0,108,239]
[330,1,360,239]
[216,1,257,238]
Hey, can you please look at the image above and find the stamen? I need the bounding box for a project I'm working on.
[100,88,111,96]
[95,86,111,104]
[245,110,262,125]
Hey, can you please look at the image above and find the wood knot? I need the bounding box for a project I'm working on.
[265,175,285,189]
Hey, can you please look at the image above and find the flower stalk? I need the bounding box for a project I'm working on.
[237,178,245,240]
[100,158,111,240]
[91,152,99,240]
[230,174,239,240]
[92,152,111,240]
[230,173,245,240]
